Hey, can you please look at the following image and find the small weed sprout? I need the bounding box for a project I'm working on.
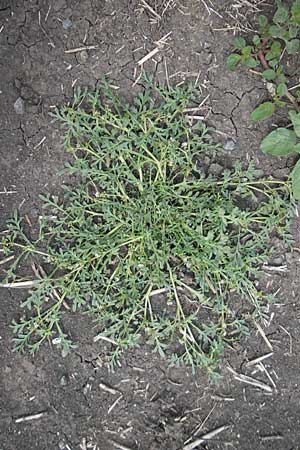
[227,0,300,199]
[1,79,292,377]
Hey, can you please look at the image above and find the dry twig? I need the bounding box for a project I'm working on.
[182,425,230,450]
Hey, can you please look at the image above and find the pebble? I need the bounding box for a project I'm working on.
[76,50,89,65]
[272,168,290,179]
[252,169,264,179]
[14,97,24,115]
[208,163,223,176]
[62,18,72,29]
[271,256,284,266]
[58,441,70,450]
[285,252,293,264]
[60,374,69,386]
[223,138,237,152]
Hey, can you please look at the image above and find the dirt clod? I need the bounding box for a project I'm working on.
[13,97,24,115]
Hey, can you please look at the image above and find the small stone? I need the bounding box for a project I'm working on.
[58,441,69,450]
[62,18,72,29]
[223,138,237,152]
[203,53,213,65]
[208,163,223,176]
[76,50,89,65]
[60,374,69,386]
[61,348,69,358]
[285,253,294,265]
[252,169,264,179]
[273,168,290,179]
[203,156,211,165]
[271,256,284,266]
[14,97,24,115]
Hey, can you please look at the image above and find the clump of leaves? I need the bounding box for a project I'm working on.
[227,0,300,200]
[0,80,292,377]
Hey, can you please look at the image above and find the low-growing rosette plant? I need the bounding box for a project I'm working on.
[0,79,293,378]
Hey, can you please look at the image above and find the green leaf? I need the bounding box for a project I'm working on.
[252,35,261,46]
[293,143,300,153]
[260,128,297,155]
[258,14,268,28]
[292,1,300,24]
[286,38,300,54]
[291,159,300,200]
[274,99,286,108]
[226,54,241,70]
[276,82,288,97]
[277,72,286,83]
[234,37,246,49]
[289,110,300,137]
[273,5,289,24]
[289,24,299,38]
[271,41,282,52]
[244,56,258,68]
[266,42,282,61]
[262,69,276,81]
[268,59,278,68]
[241,46,253,57]
[251,102,275,121]
[269,25,283,38]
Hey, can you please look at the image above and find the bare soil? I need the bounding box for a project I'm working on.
[1,1,300,449]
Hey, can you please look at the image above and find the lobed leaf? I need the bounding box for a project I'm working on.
[261,128,297,155]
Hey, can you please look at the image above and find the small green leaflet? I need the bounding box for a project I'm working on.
[234,37,246,49]
[273,5,289,24]
[244,57,258,68]
[252,35,260,46]
[262,69,276,81]
[268,24,282,38]
[292,1,300,24]
[286,39,300,54]
[260,128,297,155]
[291,159,300,200]
[289,110,300,138]
[276,82,288,98]
[251,102,275,121]
[258,14,268,28]
[226,54,241,70]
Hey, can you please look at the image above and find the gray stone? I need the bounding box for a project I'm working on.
[14,97,24,115]
[62,19,73,29]
[273,168,290,179]
[285,252,294,265]
[208,163,223,176]
[223,138,237,152]
[60,374,69,386]
[271,256,284,266]
[77,50,89,65]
